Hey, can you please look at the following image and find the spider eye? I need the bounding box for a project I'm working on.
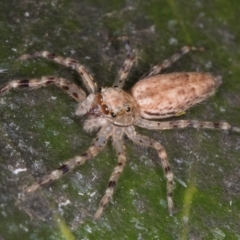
[126,107,131,112]
[101,104,109,114]
[96,93,103,104]
[111,112,117,118]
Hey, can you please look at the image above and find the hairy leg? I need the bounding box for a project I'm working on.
[94,127,126,220]
[26,124,113,193]
[147,46,204,77]
[19,51,98,94]
[125,126,174,215]
[135,118,240,133]
[113,36,135,89]
[0,76,86,102]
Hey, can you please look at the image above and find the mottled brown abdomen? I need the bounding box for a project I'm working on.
[131,72,221,119]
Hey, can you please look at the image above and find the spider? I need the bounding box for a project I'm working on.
[1,37,239,221]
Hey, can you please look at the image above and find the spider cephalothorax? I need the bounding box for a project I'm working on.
[94,87,139,126]
[1,39,239,221]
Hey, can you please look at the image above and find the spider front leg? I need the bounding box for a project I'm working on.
[135,118,240,133]
[125,126,174,215]
[26,124,113,193]
[19,51,98,94]
[0,76,86,102]
[147,46,205,77]
[113,36,135,89]
[94,127,126,221]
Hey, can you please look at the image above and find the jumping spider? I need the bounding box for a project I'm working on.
[1,37,239,221]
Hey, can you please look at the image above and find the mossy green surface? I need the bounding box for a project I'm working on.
[0,0,240,239]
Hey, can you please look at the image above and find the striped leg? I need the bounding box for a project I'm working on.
[148,46,204,77]
[26,124,113,193]
[135,118,240,133]
[94,127,126,221]
[113,36,135,89]
[0,76,86,102]
[19,51,98,94]
[125,126,174,215]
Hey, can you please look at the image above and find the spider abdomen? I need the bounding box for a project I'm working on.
[131,72,221,119]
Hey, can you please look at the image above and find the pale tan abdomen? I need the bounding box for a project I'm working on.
[131,72,221,119]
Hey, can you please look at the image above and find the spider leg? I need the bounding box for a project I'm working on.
[113,36,135,89]
[135,118,240,133]
[0,76,86,102]
[94,127,126,221]
[125,126,174,215]
[26,124,113,193]
[147,46,205,77]
[19,51,98,94]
